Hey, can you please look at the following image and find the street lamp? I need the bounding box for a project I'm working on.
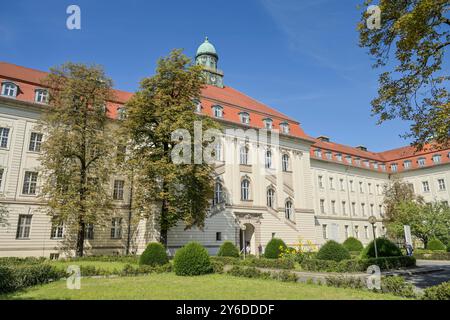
[240,224,247,259]
[368,216,378,259]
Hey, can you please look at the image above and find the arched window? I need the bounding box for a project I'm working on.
[282,154,289,172]
[213,181,223,205]
[1,82,18,97]
[285,200,293,220]
[212,105,223,118]
[240,146,249,165]
[266,188,275,208]
[241,179,250,200]
[265,150,272,169]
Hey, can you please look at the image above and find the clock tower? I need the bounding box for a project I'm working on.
[196,37,224,88]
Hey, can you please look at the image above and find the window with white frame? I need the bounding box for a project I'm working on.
[325,151,332,160]
[29,132,43,152]
[280,122,289,134]
[364,160,370,167]
[214,142,222,161]
[390,163,398,172]
[51,221,64,239]
[16,215,32,239]
[322,224,328,239]
[117,107,126,120]
[438,179,446,191]
[265,150,272,169]
[432,154,441,164]
[22,171,38,195]
[213,181,223,205]
[314,149,322,158]
[336,153,342,162]
[422,181,430,192]
[266,188,275,208]
[113,180,125,200]
[417,157,426,167]
[240,146,249,165]
[110,218,122,239]
[320,199,325,214]
[241,179,250,200]
[239,112,250,124]
[212,105,223,118]
[282,154,289,172]
[403,160,412,169]
[263,118,273,130]
[0,127,10,148]
[355,158,361,166]
[194,100,202,113]
[85,224,94,240]
[285,200,293,220]
[345,156,352,164]
[35,89,48,103]
[380,164,386,171]
[373,162,379,169]
[1,82,18,97]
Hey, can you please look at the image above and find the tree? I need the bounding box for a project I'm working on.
[39,63,117,257]
[358,0,449,149]
[382,178,423,220]
[123,49,219,246]
[386,200,450,246]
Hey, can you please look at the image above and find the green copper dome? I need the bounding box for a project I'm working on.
[196,37,218,58]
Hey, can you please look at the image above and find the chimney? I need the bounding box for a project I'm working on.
[317,136,330,142]
[356,145,367,151]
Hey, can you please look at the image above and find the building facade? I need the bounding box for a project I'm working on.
[0,38,449,257]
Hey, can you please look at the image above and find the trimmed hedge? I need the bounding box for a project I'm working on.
[381,276,416,298]
[210,256,295,270]
[264,238,287,259]
[427,238,446,251]
[217,241,240,258]
[317,240,351,262]
[0,264,64,294]
[414,250,450,260]
[301,256,416,273]
[227,265,297,282]
[422,281,450,300]
[343,237,364,252]
[139,242,169,266]
[173,242,212,276]
[361,238,402,258]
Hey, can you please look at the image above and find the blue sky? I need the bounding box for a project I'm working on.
[0,0,414,151]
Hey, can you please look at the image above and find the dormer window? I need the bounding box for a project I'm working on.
[1,82,18,97]
[194,99,202,113]
[325,151,332,160]
[212,105,223,118]
[263,118,273,130]
[403,160,412,169]
[417,157,426,167]
[345,156,352,164]
[363,160,370,167]
[391,163,398,172]
[373,162,379,169]
[432,154,441,164]
[239,112,250,125]
[35,89,49,104]
[280,122,289,134]
[380,164,386,171]
[314,149,322,158]
[355,158,361,166]
[336,154,342,162]
[117,107,126,120]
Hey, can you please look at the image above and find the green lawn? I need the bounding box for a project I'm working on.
[3,273,404,300]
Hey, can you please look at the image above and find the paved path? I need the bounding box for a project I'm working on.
[404,260,450,289]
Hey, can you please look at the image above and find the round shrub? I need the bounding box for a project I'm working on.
[264,238,287,259]
[316,240,351,262]
[427,238,446,251]
[343,237,364,252]
[139,242,169,266]
[173,242,212,276]
[217,241,240,258]
[361,238,402,258]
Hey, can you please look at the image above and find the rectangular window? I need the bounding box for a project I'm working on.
[314,149,322,158]
[403,160,411,169]
[35,89,48,103]
[342,201,346,215]
[85,224,94,240]
[216,232,222,241]
[329,177,334,190]
[51,222,64,239]
[113,180,125,200]
[345,225,349,239]
[354,225,359,239]
[438,179,446,191]
[359,181,364,193]
[322,224,328,239]
[368,183,372,194]
[422,181,430,192]
[336,154,342,162]
[0,168,4,188]
[320,199,325,214]
[349,180,354,192]
[110,218,122,239]
[351,202,356,216]
[417,158,426,167]
[346,156,352,164]
[361,203,366,216]
[391,163,398,172]
[318,175,323,189]
[2,83,17,97]
[432,154,441,164]
[325,152,332,160]
[370,204,374,215]
[29,132,43,152]
[364,226,369,239]
[22,171,38,195]
[16,215,32,239]
[331,200,336,214]
[340,179,345,191]
[380,164,386,171]
[0,127,10,148]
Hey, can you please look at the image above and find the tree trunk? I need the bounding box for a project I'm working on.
[160,228,168,248]
[76,218,86,257]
